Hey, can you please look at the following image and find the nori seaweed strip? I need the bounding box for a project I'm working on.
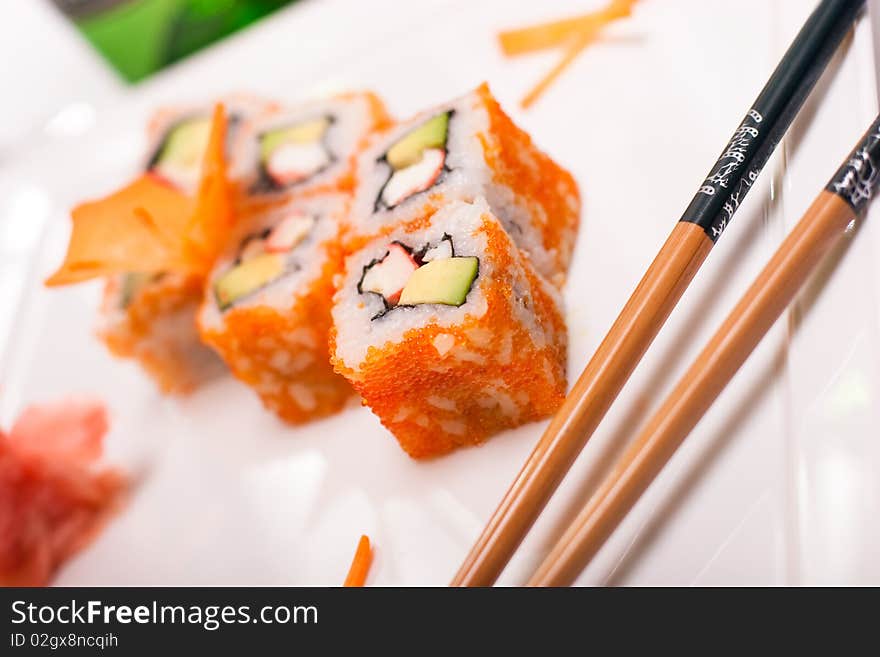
[414,233,455,263]
[357,251,390,295]
[235,228,273,265]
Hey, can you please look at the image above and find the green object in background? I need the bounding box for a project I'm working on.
[52,0,296,83]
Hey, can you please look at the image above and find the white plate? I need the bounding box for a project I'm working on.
[2,0,879,586]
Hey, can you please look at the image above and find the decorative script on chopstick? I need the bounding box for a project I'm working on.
[700,109,762,239]
[828,126,880,210]
[681,108,764,241]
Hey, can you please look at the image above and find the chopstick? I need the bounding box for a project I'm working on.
[451,0,865,587]
[528,114,880,586]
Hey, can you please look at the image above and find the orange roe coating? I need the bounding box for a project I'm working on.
[199,235,353,424]
[99,273,224,395]
[331,214,567,459]
[476,83,580,286]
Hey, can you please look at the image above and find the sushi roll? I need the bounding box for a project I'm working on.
[330,198,568,458]
[199,195,353,424]
[348,84,580,287]
[100,272,225,394]
[145,94,274,192]
[238,92,391,204]
[98,96,275,395]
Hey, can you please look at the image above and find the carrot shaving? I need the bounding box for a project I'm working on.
[45,104,231,287]
[182,103,233,272]
[521,26,600,110]
[343,535,373,587]
[499,0,637,56]
[498,0,639,109]
[45,176,194,286]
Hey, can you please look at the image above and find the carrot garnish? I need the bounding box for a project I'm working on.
[182,103,234,273]
[45,104,231,287]
[521,26,600,110]
[499,0,639,109]
[343,535,373,587]
[45,175,195,286]
[499,0,637,56]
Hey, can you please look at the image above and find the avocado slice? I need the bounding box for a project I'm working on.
[398,256,478,307]
[260,117,330,164]
[386,112,450,170]
[215,253,285,310]
[155,118,212,170]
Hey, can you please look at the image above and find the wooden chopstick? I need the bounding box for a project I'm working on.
[451,0,865,587]
[528,115,880,586]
